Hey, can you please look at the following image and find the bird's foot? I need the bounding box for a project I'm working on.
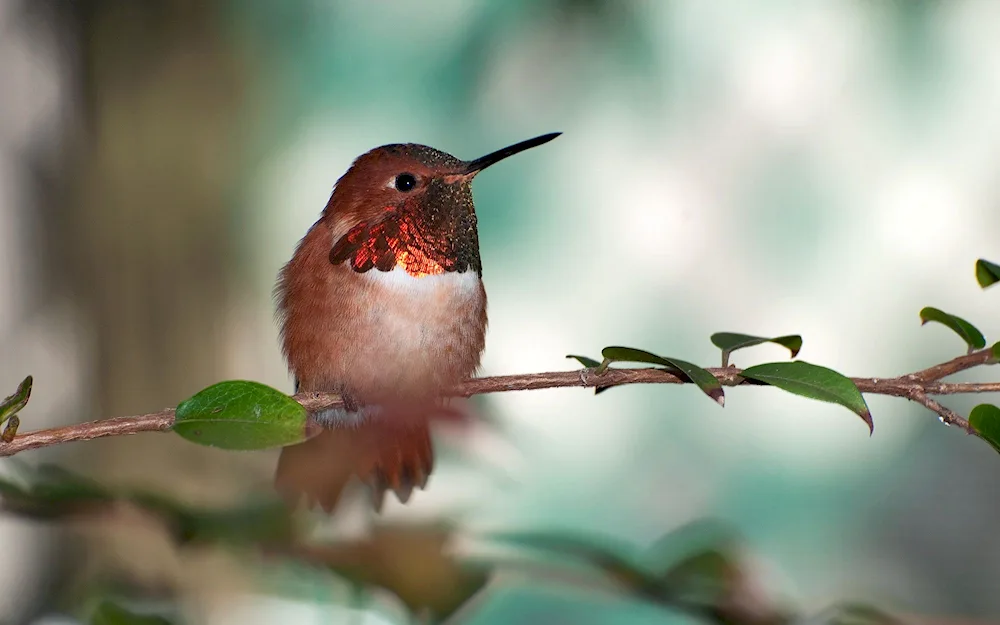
[312,392,374,427]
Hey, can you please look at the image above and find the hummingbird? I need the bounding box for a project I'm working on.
[274,132,561,511]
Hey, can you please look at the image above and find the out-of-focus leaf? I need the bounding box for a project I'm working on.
[992,342,1000,362]
[566,354,602,369]
[0,463,114,518]
[0,463,296,549]
[131,493,295,546]
[976,259,1000,289]
[174,380,308,450]
[488,530,654,594]
[810,602,900,625]
[710,333,802,367]
[655,548,735,608]
[0,375,32,427]
[31,464,113,502]
[318,525,490,621]
[740,362,873,433]
[600,346,724,406]
[90,599,174,625]
[970,404,1000,454]
[919,307,986,352]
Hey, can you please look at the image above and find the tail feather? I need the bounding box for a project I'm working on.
[369,424,433,510]
[275,419,435,513]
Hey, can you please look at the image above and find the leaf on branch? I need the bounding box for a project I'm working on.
[710,333,802,367]
[740,362,873,433]
[976,259,1000,289]
[0,375,32,427]
[969,404,1000,454]
[992,342,1000,363]
[173,381,309,450]
[600,346,724,406]
[1,416,19,443]
[919,307,986,352]
[566,354,602,369]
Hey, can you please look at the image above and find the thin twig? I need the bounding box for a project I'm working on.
[908,348,996,382]
[1,349,997,457]
[906,391,975,434]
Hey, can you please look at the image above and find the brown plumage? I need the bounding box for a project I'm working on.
[274,133,560,511]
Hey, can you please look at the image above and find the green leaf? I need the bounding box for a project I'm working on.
[970,404,1000,454]
[710,333,802,367]
[0,375,32,427]
[976,259,1000,289]
[90,600,175,625]
[566,354,602,368]
[740,361,873,433]
[993,342,1000,362]
[919,307,986,352]
[173,380,308,450]
[601,346,725,406]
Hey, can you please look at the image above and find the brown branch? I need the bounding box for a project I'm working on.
[1,349,997,457]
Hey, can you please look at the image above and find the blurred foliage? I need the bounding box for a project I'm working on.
[0,463,895,624]
[88,600,176,625]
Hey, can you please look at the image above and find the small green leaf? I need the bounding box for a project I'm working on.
[976,259,1000,289]
[992,342,1000,362]
[566,354,602,369]
[0,375,32,427]
[174,381,308,450]
[740,361,873,433]
[2,415,18,442]
[601,346,724,406]
[970,404,1000,454]
[919,307,986,352]
[710,333,802,367]
[90,600,175,625]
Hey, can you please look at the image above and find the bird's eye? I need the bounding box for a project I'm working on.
[394,173,417,192]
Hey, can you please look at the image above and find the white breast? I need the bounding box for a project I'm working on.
[364,266,481,297]
[361,267,483,353]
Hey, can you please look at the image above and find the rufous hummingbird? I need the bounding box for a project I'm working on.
[274,132,561,511]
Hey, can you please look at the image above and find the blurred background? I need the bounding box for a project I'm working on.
[1,0,999,623]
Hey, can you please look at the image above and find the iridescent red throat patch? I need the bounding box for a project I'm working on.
[329,209,482,278]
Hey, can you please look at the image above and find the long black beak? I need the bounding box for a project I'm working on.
[463,132,561,175]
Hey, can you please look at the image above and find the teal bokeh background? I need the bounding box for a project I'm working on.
[0,1,998,623]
